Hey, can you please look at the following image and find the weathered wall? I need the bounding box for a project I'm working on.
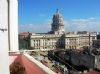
[0,0,9,74]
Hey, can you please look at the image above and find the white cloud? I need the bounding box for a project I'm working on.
[65,18,100,32]
[19,23,51,33]
[19,18,100,33]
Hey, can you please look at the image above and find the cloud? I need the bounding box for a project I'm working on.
[19,18,100,33]
[64,18,100,32]
[19,17,52,33]
[19,23,51,33]
[71,17,97,22]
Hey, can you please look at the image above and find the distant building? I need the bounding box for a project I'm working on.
[19,32,30,38]
[68,50,100,70]
[48,49,100,70]
[19,32,31,49]
[93,40,100,48]
[30,9,97,50]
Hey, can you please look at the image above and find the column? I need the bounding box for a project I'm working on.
[9,0,19,51]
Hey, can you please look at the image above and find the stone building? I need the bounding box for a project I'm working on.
[30,9,97,50]
[65,32,97,50]
[50,49,100,70]
[92,39,100,48]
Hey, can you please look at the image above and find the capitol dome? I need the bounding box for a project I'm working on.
[53,9,63,23]
[51,9,65,34]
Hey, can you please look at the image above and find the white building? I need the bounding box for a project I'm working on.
[30,9,97,50]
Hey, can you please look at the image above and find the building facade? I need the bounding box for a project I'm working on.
[30,9,97,50]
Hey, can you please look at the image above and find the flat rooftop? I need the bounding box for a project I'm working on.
[9,52,46,74]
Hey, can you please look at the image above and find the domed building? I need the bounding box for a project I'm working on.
[30,9,97,50]
[0,0,98,74]
[51,9,64,34]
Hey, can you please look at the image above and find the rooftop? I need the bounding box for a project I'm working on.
[9,52,46,74]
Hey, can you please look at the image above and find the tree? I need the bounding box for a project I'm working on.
[10,62,25,74]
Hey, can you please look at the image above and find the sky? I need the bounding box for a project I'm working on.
[18,0,100,33]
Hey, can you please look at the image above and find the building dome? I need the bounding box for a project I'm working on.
[53,9,63,24]
[53,9,62,18]
[51,9,65,34]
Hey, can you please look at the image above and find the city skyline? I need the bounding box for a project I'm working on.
[18,0,100,33]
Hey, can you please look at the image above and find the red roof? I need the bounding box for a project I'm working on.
[19,32,29,36]
[9,53,46,74]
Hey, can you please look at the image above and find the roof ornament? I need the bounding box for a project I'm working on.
[56,8,59,13]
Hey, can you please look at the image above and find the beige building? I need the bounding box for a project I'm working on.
[30,9,97,50]
[65,32,97,50]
